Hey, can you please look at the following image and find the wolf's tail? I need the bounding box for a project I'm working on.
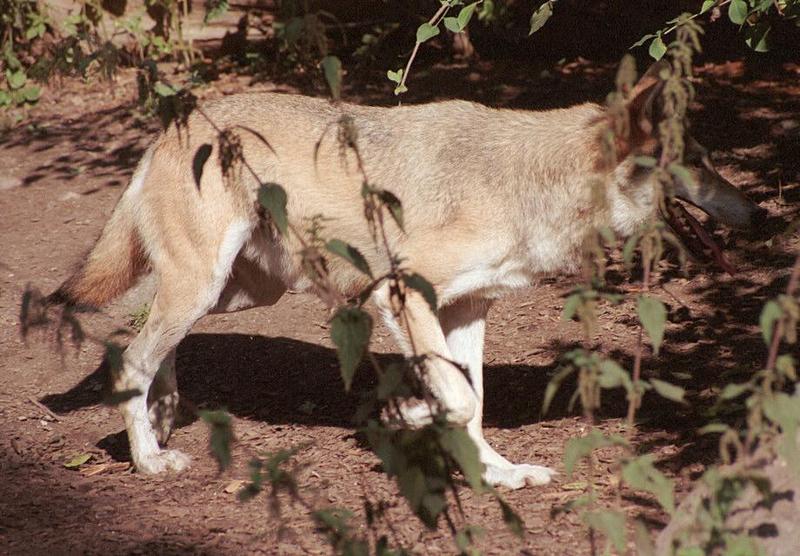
[48,149,153,308]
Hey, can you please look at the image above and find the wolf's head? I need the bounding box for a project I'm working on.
[605,61,765,239]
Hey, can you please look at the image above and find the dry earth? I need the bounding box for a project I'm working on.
[1,57,799,554]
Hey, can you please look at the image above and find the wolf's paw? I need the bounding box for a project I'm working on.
[484,463,556,489]
[135,449,191,474]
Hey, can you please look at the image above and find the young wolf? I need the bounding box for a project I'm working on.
[51,65,763,489]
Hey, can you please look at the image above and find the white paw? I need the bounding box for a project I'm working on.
[135,449,191,474]
[484,463,556,489]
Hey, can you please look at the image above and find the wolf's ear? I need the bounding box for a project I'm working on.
[626,60,669,136]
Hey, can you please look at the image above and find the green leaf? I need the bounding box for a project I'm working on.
[698,422,729,435]
[393,84,408,95]
[582,510,626,553]
[377,190,404,231]
[321,55,342,101]
[542,365,575,417]
[762,393,800,469]
[325,239,373,278]
[439,427,484,491]
[633,518,655,556]
[622,232,641,268]
[153,81,177,97]
[720,382,750,400]
[760,300,783,345]
[638,295,667,355]
[455,525,483,553]
[457,2,479,30]
[204,0,229,23]
[403,273,437,312]
[529,1,553,35]
[562,293,582,321]
[745,22,771,53]
[668,162,698,188]
[330,306,373,391]
[728,0,749,24]
[700,0,717,14]
[377,363,407,400]
[649,378,686,404]
[564,430,627,477]
[21,86,40,102]
[776,354,797,381]
[416,22,440,44]
[200,410,234,470]
[498,498,524,537]
[622,454,675,514]
[648,35,667,60]
[724,535,763,556]
[7,69,26,90]
[634,155,658,168]
[64,453,92,468]
[397,464,426,510]
[598,359,632,393]
[598,226,616,246]
[443,17,461,33]
[386,69,403,84]
[258,183,289,235]
[99,342,123,376]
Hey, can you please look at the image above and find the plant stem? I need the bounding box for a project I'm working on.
[396,2,451,94]
[627,239,652,429]
[765,253,800,371]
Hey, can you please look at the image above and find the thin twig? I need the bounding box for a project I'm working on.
[396,2,452,94]
[27,395,61,421]
[627,241,652,429]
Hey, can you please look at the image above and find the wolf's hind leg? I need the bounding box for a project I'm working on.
[118,220,252,474]
[439,298,556,489]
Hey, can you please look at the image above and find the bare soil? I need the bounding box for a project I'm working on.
[1,57,799,555]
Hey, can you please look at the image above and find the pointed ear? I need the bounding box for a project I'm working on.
[627,60,669,136]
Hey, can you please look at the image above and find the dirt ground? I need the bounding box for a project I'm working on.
[1,55,799,555]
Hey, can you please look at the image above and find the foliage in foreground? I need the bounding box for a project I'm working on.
[14,1,800,555]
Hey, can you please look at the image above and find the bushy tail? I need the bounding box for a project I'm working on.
[49,152,151,308]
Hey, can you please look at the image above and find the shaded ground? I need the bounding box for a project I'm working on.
[1,52,799,555]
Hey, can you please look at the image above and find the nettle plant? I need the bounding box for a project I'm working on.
[633,0,800,59]
[17,2,800,555]
[1,0,44,111]
[533,16,800,556]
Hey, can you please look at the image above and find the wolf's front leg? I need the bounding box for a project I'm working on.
[373,284,477,427]
[439,298,556,489]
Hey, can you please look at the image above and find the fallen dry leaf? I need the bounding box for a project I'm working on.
[223,480,246,494]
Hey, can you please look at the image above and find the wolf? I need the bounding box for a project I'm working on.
[49,64,763,489]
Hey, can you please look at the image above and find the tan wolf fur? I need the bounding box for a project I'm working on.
[52,66,763,489]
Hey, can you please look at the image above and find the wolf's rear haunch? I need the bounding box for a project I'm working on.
[48,67,763,486]
[49,183,148,309]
